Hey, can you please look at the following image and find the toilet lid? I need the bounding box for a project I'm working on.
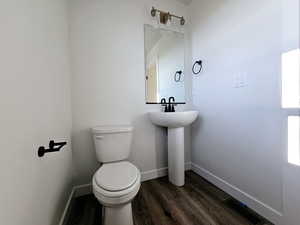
[95,162,139,192]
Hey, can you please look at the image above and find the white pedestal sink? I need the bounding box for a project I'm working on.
[149,111,198,186]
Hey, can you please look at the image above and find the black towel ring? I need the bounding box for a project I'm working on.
[192,60,203,75]
[174,70,183,82]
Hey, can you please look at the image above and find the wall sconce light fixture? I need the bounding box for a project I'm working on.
[151,7,185,26]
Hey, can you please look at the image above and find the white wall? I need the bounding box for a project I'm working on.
[69,0,191,185]
[189,0,284,223]
[0,1,73,225]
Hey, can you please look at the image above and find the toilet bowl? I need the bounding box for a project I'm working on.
[93,161,140,225]
[91,125,141,225]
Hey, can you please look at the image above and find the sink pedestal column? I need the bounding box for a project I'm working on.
[168,127,185,186]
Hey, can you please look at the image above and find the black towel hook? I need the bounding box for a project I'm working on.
[174,70,183,82]
[192,60,203,75]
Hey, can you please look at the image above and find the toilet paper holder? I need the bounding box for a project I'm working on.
[38,140,67,157]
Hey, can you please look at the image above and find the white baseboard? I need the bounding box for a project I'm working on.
[58,188,75,225]
[191,163,282,225]
[73,183,92,198]
[141,167,168,182]
[141,162,192,182]
[58,184,93,225]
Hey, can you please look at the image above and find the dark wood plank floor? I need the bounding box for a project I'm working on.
[65,171,273,225]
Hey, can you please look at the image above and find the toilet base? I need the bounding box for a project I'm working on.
[103,203,133,225]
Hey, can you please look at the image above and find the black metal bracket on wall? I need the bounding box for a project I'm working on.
[174,70,183,82]
[192,60,203,75]
[38,140,67,157]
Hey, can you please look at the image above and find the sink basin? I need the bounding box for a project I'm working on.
[149,111,198,128]
[148,111,198,187]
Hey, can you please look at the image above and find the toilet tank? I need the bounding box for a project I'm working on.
[91,125,133,163]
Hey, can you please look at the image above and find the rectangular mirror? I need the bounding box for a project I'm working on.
[144,24,185,104]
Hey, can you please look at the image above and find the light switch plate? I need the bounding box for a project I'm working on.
[234,72,247,88]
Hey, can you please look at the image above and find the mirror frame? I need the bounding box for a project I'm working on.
[144,24,186,105]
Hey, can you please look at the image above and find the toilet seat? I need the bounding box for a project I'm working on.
[92,161,141,206]
[95,161,138,192]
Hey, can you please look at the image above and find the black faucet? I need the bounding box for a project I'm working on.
[160,97,176,112]
[168,97,176,112]
[160,98,168,112]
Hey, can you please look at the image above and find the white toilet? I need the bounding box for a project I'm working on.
[91,125,141,225]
